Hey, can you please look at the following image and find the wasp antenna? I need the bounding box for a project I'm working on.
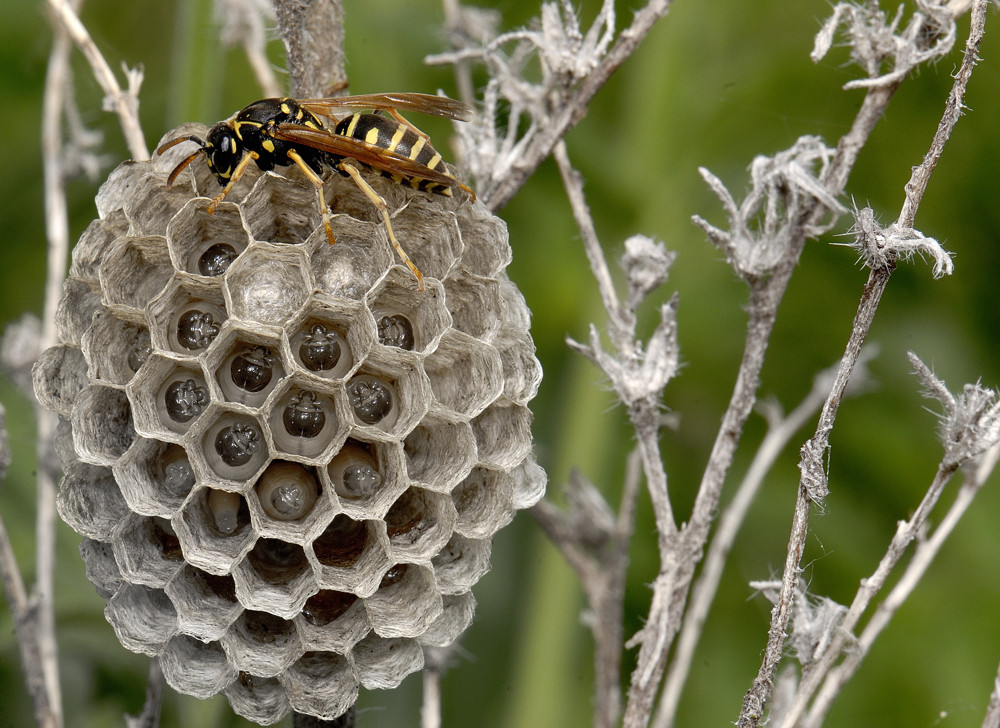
[166,149,206,189]
[155,134,207,156]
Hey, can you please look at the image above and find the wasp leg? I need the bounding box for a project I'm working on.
[208,151,258,214]
[287,148,336,246]
[339,162,425,291]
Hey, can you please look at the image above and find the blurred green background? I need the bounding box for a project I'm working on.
[2,1,1000,726]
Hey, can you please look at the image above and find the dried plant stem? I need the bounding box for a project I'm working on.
[654,361,843,728]
[422,666,442,728]
[738,6,987,725]
[803,462,990,727]
[274,0,346,98]
[484,0,674,211]
[45,0,147,161]
[125,658,164,728]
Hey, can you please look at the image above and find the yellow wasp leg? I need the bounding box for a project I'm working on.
[339,162,425,291]
[208,151,258,214]
[287,148,336,246]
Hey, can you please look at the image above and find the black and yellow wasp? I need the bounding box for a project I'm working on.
[156,93,475,290]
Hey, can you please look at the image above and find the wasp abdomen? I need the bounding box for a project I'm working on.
[335,114,455,196]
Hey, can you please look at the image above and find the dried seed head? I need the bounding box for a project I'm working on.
[34,133,544,723]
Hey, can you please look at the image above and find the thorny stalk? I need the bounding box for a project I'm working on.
[738,3,986,726]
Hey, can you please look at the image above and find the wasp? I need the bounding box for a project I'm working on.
[156,93,475,290]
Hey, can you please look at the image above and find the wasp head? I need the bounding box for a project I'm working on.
[156,120,242,189]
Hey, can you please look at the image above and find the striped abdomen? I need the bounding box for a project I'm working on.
[334,113,457,195]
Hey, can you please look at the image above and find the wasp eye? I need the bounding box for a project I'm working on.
[282,390,326,438]
[377,314,415,350]
[230,346,274,393]
[347,375,395,425]
[214,422,261,467]
[299,324,342,371]
[177,310,220,350]
[198,243,238,276]
[164,379,209,422]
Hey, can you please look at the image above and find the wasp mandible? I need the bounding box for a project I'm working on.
[156,93,475,290]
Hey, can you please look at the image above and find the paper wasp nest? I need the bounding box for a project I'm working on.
[33,124,544,724]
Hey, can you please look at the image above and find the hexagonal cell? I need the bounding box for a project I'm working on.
[454,198,512,279]
[402,415,476,493]
[389,195,464,282]
[123,172,208,236]
[82,309,150,387]
[225,672,289,727]
[127,355,211,441]
[286,298,368,381]
[492,328,542,406]
[232,538,316,619]
[249,462,332,544]
[442,269,504,342]
[71,384,135,466]
[166,198,251,277]
[224,242,311,328]
[55,278,102,347]
[511,456,547,510]
[419,591,476,648]
[198,409,270,483]
[472,402,533,470]
[268,385,345,461]
[326,439,408,521]
[98,235,174,315]
[165,565,243,642]
[307,214,393,299]
[79,537,122,600]
[311,514,391,598]
[69,210,130,283]
[423,331,503,419]
[367,267,450,354]
[365,563,442,639]
[105,583,177,656]
[351,634,423,690]
[57,462,130,541]
[113,514,186,588]
[431,534,492,595]
[209,329,286,408]
[344,356,430,438]
[147,276,227,357]
[384,487,456,561]
[174,486,255,575]
[222,609,304,678]
[280,651,358,721]
[32,344,89,417]
[114,439,196,518]
[296,590,370,654]
[451,466,516,540]
[243,171,320,244]
[159,635,236,700]
[96,159,149,218]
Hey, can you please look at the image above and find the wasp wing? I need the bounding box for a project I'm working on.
[299,93,473,122]
[273,124,463,188]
